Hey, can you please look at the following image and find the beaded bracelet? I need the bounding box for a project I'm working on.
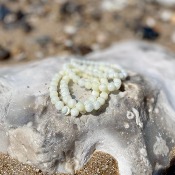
[49,59,127,117]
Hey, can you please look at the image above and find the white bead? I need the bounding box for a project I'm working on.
[55,101,64,110]
[49,86,57,91]
[108,83,115,91]
[50,91,58,96]
[76,102,85,112]
[68,99,76,108]
[93,101,101,110]
[71,108,79,117]
[61,90,69,95]
[99,84,107,92]
[85,102,94,112]
[97,97,105,105]
[85,81,91,89]
[51,96,59,104]
[114,79,121,90]
[78,79,85,87]
[100,78,108,84]
[63,95,71,103]
[92,90,99,97]
[89,96,96,102]
[100,92,108,100]
[62,106,70,115]
[92,84,99,91]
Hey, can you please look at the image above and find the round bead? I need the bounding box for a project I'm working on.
[78,79,85,87]
[92,90,99,97]
[114,79,121,90]
[100,92,108,100]
[85,102,94,112]
[71,108,79,117]
[92,84,99,91]
[99,84,107,92]
[63,95,71,103]
[55,101,64,110]
[107,83,115,91]
[76,102,85,112]
[50,91,58,96]
[97,97,105,105]
[93,101,101,110]
[100,78,108,84]
[89,96,96,102]
[49,86,57,91]
[68,99,76,108]
[85,81,91,89]
[51,96,59,104]
[62,106,70,115]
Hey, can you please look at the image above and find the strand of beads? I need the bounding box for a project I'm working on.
[49,59,127,117]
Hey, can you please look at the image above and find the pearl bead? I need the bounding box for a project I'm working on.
[89,96,97,102]
[85,102,94,112]
[85,81,91,89]
[63,96,71,103]
[99,84,107,92]
[55,101,64,110]
[49,86,57,91]
[100,92,108,100]
[51,96,59,104]
[114,79,121,90]
[92,84,99,91]
[100,78,108,84]
[78,79,85,87]
[68,99,76,108]
[93,101,101,110]
[76,102,85,112]
[108,83,115,91]
[97,97,105,105]
[62,106,70,115]
[92,90,99,97]
[71,108,79,117]
[50,91,58,96]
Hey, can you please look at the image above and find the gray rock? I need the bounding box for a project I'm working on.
[0,41,175,175]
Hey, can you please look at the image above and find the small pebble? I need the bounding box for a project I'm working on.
[0,46,11,60]
[137,26,159,40]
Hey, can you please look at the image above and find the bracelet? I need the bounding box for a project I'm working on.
[49,59,127,117]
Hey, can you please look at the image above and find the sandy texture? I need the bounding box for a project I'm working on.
[0,151,119,175]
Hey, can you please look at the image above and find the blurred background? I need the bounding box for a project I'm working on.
[0,0,175,65]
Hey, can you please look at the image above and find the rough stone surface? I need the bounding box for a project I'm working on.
[0,41,175,175]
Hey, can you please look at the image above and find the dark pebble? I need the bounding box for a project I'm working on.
[67,44,92,55]
[35,35,52,47]
[60,1,83,16]
[0,46,11,60]
[137,26,159,40]
[15,10,26,20]
[0,4,11,21]
[20,21,33,33]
